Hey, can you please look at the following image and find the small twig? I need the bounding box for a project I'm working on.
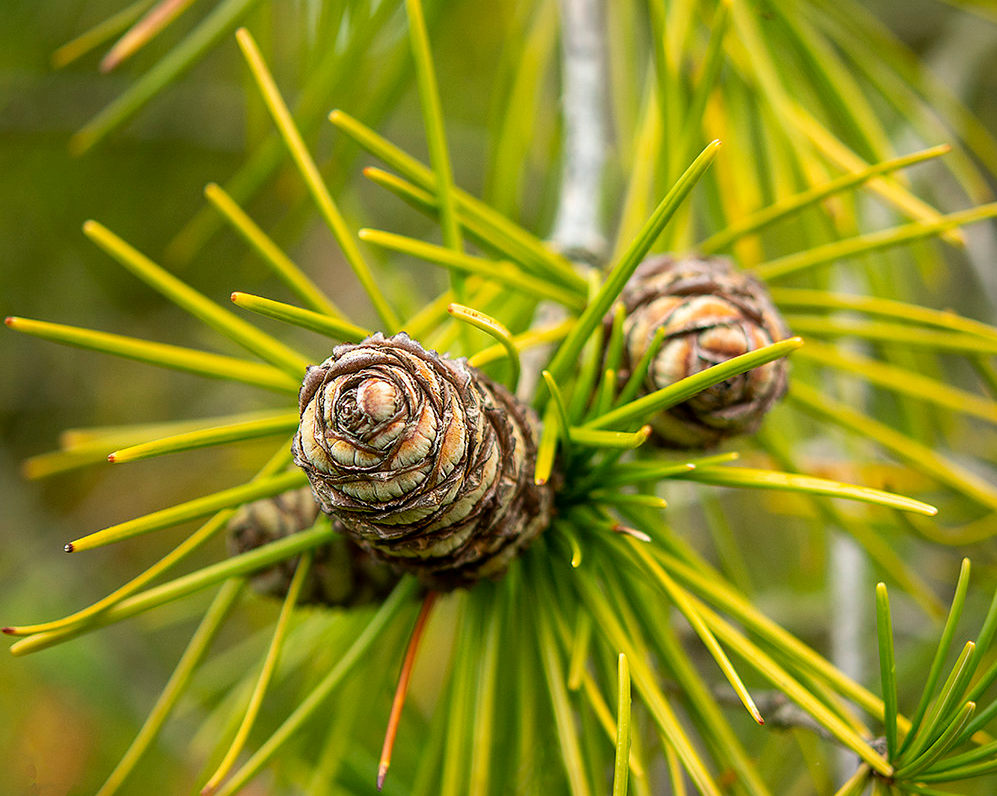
[550,0,608,265]
[522,0,608,400]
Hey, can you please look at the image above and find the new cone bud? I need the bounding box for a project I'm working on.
[618,255,791,448]
[227,487,400,606]
[292,333,552,590]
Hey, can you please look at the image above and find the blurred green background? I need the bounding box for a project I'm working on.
[2,1,996,794]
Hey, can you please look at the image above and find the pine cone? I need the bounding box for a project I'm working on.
[227,487,401,607]
[291,332,553,590]
[618,254,791,448]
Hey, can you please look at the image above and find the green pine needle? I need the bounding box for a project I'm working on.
[203,183,344,317]
[108,410,298,463]
[65,469,306,552]
[235,28,401,332]
[678,465,937,516]
[230,292,371,342]
[5,316,300,393]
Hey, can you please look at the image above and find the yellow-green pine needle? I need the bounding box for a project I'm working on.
[230,292,370,342]
[70,0,264,154]
[679,465,937,516]
[567,611,592,691]
[101,0,201,72]
[652,547,907,735]
[487,0,559,217]
[359,229,585,308]
[627,541,763,725]
[632,588,771,796]
[790,383,997,512]
[204,183,343,317]
[441,592,476,796]
[93,578,244,796]
[5,446,293,638]
[963,590,997,702]
[931,729,997,775]
[427,279,503,355]
[109,410,298,463]
[728,0,831,194]
[65,468,306,552]
[589,337,803,430]
[613,653,632,796]
[469,319,573,369]
[692,596,892,776]
[612,76,661,263]
[903,640,977,763]
[603,304,628,374]
[574,667,647,780]
[331,111,584,291]
[568,426,652,450]
[784,315,997,354]
[362,165,583,299]
[589,368,618,420]
[540,371,572,455]
[83,220,309,376]
[674,0,730,170]
[305,664,370,796]
[787,103,963,246]
[52,0,156,68]
[402,288,456,342]
[553,522,584,568]
[534,404,559,486]
[447,303,520,391]
[536,605,594,796]
[699,144,952,254]
[468,593,503,796]
[798,343,997,424]
[896,701,976,781]
[876,583,900,761]
[614,326,666,408]
[589,491,667,510]
[770,288,997,341]
[404,0,463,275]
[545,139,721,387]
[566,278,606,422]
[165,0,400,263]
[915,757,997,783]
[575,572,723,796]
[4,316,299,394]
[213,578,419,796]
[9,520,336,656]
[753,202,997,281]
[235,28,400,331]
[22,446,120,480]
[11,510,235,636]
[594,453,738,488]
[23,411,290,479]
[202,552,313,795]
[60,411,283,449]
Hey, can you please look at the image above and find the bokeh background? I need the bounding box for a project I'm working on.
[2,2,996,794]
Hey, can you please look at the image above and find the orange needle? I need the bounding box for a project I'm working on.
[377,590,438,791]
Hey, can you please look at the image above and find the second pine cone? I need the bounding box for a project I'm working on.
[617,254,791,448]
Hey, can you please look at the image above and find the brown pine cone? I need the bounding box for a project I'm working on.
[618,254,791,448]
[291,332,553,590]
[227,487,401,607]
